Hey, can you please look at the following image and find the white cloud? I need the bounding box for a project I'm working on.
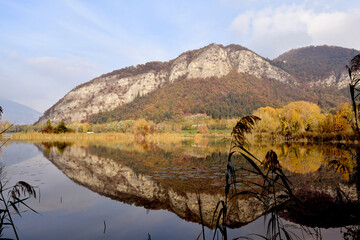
[230,11,253,39]
[230,5,360,58]
[307,10,360,47]
[26,56,98,82]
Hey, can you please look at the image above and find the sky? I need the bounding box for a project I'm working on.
[1,0,360,113]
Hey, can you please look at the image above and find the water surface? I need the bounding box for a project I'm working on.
[0,140,356,239]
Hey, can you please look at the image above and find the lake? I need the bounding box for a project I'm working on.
[0,139,357,239]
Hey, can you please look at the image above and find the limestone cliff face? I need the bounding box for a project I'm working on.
[38,67,169,124]
[37,144,265,227]
[36,43,297,124]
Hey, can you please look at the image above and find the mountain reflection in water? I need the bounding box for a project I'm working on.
[2,140,359,239]
[36,141,265,228]
[39,142,359,227]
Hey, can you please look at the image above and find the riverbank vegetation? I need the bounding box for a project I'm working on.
[3,100,355,142]
[253,101,354,141]
[9,116,235,135]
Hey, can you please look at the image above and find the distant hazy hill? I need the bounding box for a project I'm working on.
[37,44,356,124]
[0,98,42,125]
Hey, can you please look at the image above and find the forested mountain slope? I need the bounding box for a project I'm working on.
[272,45,359,88]
[90,71,347,123]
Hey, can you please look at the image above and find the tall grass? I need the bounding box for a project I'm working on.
[10,132,215,142]
[10,132,136,141]
[0,107,37,239]
[199,115,299,240]
[0,180,37,239]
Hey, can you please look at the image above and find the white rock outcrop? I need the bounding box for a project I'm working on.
[310,71,349,89]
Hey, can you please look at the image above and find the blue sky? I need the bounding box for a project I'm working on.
[1,0,360,112]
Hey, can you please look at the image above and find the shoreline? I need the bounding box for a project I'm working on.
[5,132,358,146]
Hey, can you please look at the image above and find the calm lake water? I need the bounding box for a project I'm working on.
[0,139,356,239]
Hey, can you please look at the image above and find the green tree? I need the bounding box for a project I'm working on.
[42,120,54,133]
[53,121,71,133]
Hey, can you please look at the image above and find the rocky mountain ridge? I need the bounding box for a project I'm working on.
[36,44,357,124]
[36,43,296,124]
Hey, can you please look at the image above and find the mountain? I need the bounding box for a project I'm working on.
[0,98,42,125]
[91,71,326,123]
[272,45,359,88]
[37,44,356,124]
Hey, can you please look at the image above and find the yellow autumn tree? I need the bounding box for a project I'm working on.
[0,121,12,133]
[280,101,324,133]
[253,106,281,133]
[82,122,91,133]
[253,101,325,135]
[198,124,209,134]
[322,103,353,134]
[133,119,154,140]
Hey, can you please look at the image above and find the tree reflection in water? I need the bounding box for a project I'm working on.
[206,116,302,240]
[201,123,360,239]
[203,53,360,240]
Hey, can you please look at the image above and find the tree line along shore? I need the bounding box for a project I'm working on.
[2,101,355,143]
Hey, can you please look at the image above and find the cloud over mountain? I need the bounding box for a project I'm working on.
[230,5,360,58]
